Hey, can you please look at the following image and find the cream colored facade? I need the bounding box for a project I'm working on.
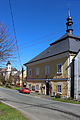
[26,52,75,97]
[28,56,68,79]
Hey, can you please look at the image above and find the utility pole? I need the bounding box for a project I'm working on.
[22,66,24,87]
[26,66,28,88]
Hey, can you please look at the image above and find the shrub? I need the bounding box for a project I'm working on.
[5,82,11,88]
[0,83,3,86]
[55,93,61,98]
[67,97,73,100]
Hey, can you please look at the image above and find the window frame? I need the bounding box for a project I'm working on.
[29,84,31,90]
[45,65,50,75]
[57,84,62,94]
[57,63,62,74]
[35,67,40,76]
[29,69,32,77]
[32,85,35,91]
[36,84,39,91]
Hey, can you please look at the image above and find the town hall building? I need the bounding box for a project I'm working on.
[24,10,80,99]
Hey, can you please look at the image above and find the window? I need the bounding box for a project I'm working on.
[36,84,39,91]
[45,65,50,75]
[57,84,62,93]
[29,69,32,76]
[36,67,40,76]
[45,65,47,75]
[29,84,31,90]
[57,64,62,73]
[32,86,35,91]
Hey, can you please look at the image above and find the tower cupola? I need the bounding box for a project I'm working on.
[66,9,73,34]
[6,61,11,72]
[6,61,11,66]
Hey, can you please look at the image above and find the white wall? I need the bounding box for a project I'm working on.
[68,55,73,97]
[74,52,80,99]
[12,71,17,76]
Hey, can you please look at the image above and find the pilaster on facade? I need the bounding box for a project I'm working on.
[68,55,73,97]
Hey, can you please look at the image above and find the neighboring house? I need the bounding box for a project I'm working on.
[71,50,80,99]
[14,70,27,87]
[13,71,21,85]
[19,70,27,87]
[24,11,80,99]
[0,61,18,82]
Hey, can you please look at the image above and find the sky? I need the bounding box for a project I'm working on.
[0,0,80,70]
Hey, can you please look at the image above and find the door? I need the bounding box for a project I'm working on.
[46,82,49,95]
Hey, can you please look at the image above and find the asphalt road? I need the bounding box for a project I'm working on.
[0,87,80,120]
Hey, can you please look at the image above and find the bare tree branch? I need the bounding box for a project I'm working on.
[0,23,16,63]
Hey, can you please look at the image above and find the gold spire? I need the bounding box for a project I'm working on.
[66,9,73,34]
[68,8,70,17]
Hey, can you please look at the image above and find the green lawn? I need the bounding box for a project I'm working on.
[14,86,20,91]
[0,85,20,91]
[53,98,80,104]
[0,102,28,120]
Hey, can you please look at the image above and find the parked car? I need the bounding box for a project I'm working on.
[19,88,30,94]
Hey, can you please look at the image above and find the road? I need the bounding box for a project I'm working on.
[0,87,80,120]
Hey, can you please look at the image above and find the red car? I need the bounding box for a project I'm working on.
[20,88,30,94]
[17,83,20,87]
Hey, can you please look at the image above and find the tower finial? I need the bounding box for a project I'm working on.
[66,9,73,34]
[68,8,70,17]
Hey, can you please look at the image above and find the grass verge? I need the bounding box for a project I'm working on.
[0,102,28,120]
[0,85,20,91]
[53,98,80,104]
[13,86,20,91]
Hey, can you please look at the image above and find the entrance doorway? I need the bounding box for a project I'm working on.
[46,82,49,95]
[46,81,52,95]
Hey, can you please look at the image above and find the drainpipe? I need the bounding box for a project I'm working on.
[22,66,24,87]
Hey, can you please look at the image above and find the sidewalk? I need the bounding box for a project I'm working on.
[30,92,53,100]
[30,92,80,102]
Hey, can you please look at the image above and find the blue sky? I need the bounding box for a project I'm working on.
[0,0,80,70]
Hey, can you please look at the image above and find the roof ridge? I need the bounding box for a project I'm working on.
[50,33,80,46]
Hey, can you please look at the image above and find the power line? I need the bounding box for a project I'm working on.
[9,0,22,68]
[20,31,64,50]
[9,0,65,67]
[20,39,50,50]
[22,29,64,45]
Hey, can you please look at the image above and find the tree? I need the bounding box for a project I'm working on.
[0,23,16,63]
[0,73,6,85]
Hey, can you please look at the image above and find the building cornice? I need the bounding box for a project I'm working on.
[24,51,76,66]
[27,78,68,81]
